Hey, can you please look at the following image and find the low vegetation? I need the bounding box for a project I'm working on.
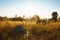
[0,12,60,40]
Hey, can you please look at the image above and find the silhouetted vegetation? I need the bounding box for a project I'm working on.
[51,12,58,22]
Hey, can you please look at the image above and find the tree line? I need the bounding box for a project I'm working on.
[0,11,60,23]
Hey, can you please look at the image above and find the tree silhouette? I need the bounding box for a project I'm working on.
[31,15,39,21]
[30,15,40,24]
[32,15,40,24]
[51,12,58,21]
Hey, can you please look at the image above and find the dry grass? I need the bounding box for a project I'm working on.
[0,20,60,40]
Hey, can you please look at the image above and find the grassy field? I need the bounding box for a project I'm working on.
[0,20,60,40]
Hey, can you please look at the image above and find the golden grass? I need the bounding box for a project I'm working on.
[0,20,60,40]
[0,20,60,31]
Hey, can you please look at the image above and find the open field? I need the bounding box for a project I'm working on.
[0,21,60,40]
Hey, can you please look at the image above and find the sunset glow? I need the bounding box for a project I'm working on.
[0,0,60,19]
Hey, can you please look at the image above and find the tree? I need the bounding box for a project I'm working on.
[31,15,40,21]
[31,15,40,24]
[51,12,58,21]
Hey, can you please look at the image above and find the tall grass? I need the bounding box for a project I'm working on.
[0,20,60,40]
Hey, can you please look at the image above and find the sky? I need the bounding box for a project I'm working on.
[0,0,60,19]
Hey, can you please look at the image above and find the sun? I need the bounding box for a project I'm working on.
[20,4,39,18]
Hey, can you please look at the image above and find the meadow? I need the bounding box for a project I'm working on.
[0,20,60,40]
